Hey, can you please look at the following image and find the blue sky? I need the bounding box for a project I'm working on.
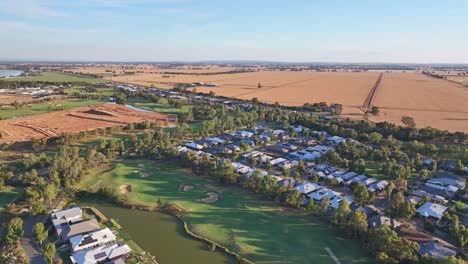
[1,0,467,63]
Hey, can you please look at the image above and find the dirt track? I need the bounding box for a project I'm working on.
[0,104,169,143]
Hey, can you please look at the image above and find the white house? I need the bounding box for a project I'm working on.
[416,202,448,220]
[329,195,354,209]
[307,188,337,201]
[51,207,83,230]
[185,142,203,150]
[293,182,321,194]
[70,243,131,264]
[70,228,116,253]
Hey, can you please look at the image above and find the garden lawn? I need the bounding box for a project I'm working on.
[126,98,192,114]
[0,186,23,209]
[0,99,105,119]
[7,72,105,83]
[64,86,115,97]
[79,159,373,264]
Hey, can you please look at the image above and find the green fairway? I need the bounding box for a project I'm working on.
[126,98,192,114]
[63,86,115,97]
[0,99,105,119]
[0,186,22,209]
[6,72,105,83]
[79,159,373,264]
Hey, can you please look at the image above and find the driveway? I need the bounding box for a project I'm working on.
[20,215,47,264]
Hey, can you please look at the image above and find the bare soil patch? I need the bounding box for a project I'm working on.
[120,184,132,194]
[179,184,195,192]
[200,192,219,203]
[0,104,169,143]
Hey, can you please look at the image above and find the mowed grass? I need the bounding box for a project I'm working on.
[7,72,105,83]
[126,98,192,114]
[63,86,115,97]
[79,159,373,264]
[0,186,23,209]
[0,99,105,119]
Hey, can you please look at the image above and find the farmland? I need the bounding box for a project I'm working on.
[78,159,373,264]
[0,104,169,143]
[80,68,468,132]
[5,72,106,83]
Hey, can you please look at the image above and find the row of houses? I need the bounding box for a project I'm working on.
[50,206,132,264]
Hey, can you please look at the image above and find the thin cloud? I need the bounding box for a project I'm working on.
[0,0,67,18]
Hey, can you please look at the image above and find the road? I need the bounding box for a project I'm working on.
[20,216,47,264]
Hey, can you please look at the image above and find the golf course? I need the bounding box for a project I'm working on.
[78,159,373,264]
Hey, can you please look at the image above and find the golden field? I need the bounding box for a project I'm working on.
[75,67,468,132]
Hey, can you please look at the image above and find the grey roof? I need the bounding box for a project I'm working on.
[368,214,401,229]
[417,241,456,258]
[59,219,100,241]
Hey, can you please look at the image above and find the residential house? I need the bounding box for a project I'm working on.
[417,241,456,258]
[327,136,346,145]
[58,219,100,242]
[416,202,448,220]
[70,243,132,264]
[185,142,203,150]
[51,207,83,231]
[293,182,321,195]
[70,228,116,253]
[368,215,401,229]
[308,188,337,201]
[329,195,354,209]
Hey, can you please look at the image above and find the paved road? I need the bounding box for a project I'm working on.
[20,216,47,264]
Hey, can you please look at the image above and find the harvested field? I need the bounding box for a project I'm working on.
[0,104,169,143]
[0,94,35,105]
[81,66,468,132]
[200,192,219,203]
[369,73,468,132]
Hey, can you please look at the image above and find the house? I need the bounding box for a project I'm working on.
[270,158,287,166]
[350,205,376,217]
[327,136,346,145]
[70,243,132,264]
[278,160,298,169]
[329,195,354,209]
[307,145,332,154]
[58,219,100,242]
[293,182,321,194]
[347,175,367,185]
[185,142,203,150]
[368,180,389,192]
[206,137,225,145]
[51,207,83,230]
[363,177,378,186]
[313,164,329,171]
[417,241,456,258]
[307,188,337,201]
[368,214,401,229]
[278,179,298,188]
[231,130,254,138]
[70,228,116,253]
[409,189,448,204]
[225,144,240,152]
[416,202,448,220]
[341,172,357,181]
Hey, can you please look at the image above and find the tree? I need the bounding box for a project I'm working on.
[371,106,380,116]
[331,104,343,115]
[401,116,416,128]
[43,184,58,206]
[384,182,395,201]
[353,183,372,205]
[450,215,468,247]
[330,199,351,226]
[347,210,368,238]
[5,217,23,245]
[284,190,302,208]
[33,222,48,245]
[42,242,56,264]
[319,197,330,212]
[390,191,405,212]
[398,200,416,219]
[455,160,464,174]
[282,167,290,177]
[305,199,319,215]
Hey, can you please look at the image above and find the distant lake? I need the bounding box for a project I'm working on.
[0,70,23,78]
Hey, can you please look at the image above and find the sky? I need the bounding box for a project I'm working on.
[1,0,467,63]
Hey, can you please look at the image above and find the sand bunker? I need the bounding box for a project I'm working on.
[201,192,219,203]
[119,184,132,194]
[179,184,194,192]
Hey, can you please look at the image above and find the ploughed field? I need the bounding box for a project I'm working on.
[78,159,373,264]
[0,104,169,143]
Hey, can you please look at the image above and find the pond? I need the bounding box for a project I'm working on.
[0,70,23,78]
[90,204,235,264]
